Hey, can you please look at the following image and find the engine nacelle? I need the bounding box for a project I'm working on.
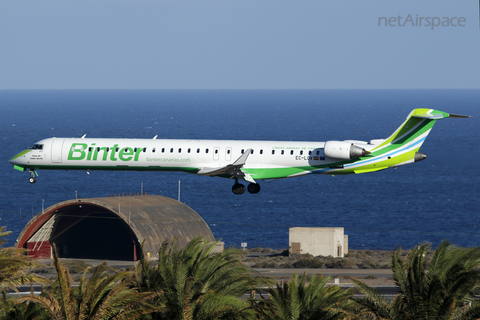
[324,141,369,160]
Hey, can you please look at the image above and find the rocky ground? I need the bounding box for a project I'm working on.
[31,247,434,285]
[240,247,434,284]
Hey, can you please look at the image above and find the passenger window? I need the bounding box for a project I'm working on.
[97,147,101,152]
[170,148,173,153]
[89,147,92,152]
[309,151,312,155]
[162,148,165,153]
[116,147,119,152]
[227,149,231,154]
[316,151,320,155]
[206,149,209,154]
[251,150,254,154]
[272,150,275,155]
[153,148,156,153]
[179,148,182,153]
[260,150,263,154]
[300,150,303,155]
[215,149,218,154]
[281,150,284,155]
[143,148,146,152]
[290,150,294,155]
[241,149,244,154]
[188,148,191,153]
[197,148,200,153]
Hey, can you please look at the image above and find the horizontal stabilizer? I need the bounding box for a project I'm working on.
[448,113,471,118]
[411,109,471,120]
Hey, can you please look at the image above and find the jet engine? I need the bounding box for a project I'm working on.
[324,141,370,160]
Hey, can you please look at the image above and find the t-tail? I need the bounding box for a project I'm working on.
[361,108,471,170]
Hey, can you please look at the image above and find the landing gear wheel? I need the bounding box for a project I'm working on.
[232,183,245,195]
[247,183,261,194]
[28,170,37,184]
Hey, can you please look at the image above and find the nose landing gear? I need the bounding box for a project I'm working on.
[28,170,37,184]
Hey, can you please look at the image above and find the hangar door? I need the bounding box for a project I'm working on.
[26,204,140,261]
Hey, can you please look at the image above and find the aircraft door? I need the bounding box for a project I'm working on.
[226,147,232,161]
[213,147,220,161]
[51,139,65,163]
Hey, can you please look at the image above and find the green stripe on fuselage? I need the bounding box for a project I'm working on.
[10,150,31,161]
[18,164,200,174]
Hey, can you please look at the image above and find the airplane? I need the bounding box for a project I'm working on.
[9,108,470,195]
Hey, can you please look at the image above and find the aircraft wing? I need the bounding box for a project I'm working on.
[197,148,256,183]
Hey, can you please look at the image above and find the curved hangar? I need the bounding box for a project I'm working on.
[15,195,215,261]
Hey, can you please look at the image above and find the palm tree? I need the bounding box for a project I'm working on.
[0,226,45,293]
[0,225,46,319]
[17,245,160,320]
[0,291,46,320]
[253,272,357,320]
[353,240,480,320]
[132,236,272,320]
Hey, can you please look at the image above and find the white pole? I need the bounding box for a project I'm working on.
[178,180,181,202]
[42,199,44,214]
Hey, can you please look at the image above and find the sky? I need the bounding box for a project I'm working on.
[0,1,478,89]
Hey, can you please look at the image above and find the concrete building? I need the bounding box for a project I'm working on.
[15,195,220,261]
[289,227,348,258]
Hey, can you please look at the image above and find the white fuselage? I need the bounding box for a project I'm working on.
[17,137,333,173]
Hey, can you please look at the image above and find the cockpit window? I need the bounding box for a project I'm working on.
[27,144,43,150]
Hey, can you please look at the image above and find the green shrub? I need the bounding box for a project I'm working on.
[327,259,357,269]
[63,260,92,274]
[253,261,277,268]
[293,258,325,268]
[358,259,379,269]
[279,262,293,268]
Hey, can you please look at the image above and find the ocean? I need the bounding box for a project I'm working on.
[0,89,479,250]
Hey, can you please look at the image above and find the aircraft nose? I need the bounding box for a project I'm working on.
[9,150,30,165]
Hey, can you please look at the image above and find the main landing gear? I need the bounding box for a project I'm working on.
[232,180,261,195]
[28,170,37,184]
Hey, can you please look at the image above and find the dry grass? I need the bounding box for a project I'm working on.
[242,248,434,270]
